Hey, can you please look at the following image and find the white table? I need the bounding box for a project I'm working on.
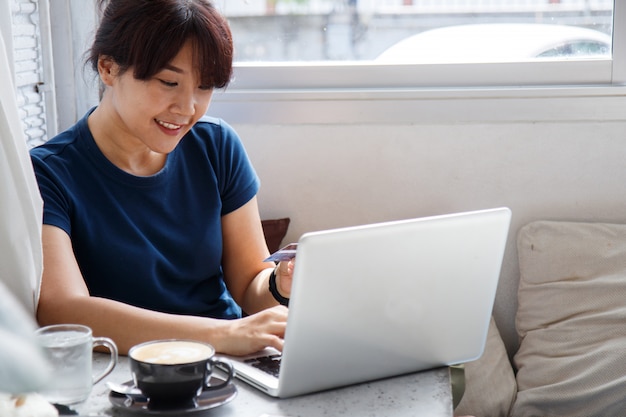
[67,353,453,416]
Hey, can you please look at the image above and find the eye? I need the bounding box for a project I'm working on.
[198,85,213,91]
[159,79,178,87]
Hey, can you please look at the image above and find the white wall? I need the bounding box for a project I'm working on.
[210,89,626,356]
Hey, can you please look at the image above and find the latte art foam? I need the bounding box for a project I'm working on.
[131,341,214,365]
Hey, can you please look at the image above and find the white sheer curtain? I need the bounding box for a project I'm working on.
[0,21,44,317]
[0,10,51,396]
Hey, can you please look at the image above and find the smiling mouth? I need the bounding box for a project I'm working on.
[155,119,182,130]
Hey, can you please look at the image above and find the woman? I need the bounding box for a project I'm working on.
[30,0,293,356]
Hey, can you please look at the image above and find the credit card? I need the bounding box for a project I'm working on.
[263,243,297,262]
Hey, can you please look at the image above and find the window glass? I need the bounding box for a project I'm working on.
[214,0,613,64]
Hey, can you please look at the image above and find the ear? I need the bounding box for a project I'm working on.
[97,56,119,86]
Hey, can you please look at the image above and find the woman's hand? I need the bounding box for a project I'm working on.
[218,305,289,355]
[275,258,295,298]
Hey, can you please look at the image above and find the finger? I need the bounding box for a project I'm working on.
[266,304,288,317]
[275,304,289,315]
[264,334,285,352]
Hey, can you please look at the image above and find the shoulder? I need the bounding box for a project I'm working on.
[30,114,88,163]
[30,129,81,171]
[191,116,238,140]
[197,115,222,126]
[183,116,244,155]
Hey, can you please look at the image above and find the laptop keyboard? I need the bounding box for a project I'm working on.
[245,354,282,378]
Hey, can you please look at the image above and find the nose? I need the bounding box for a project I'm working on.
[172,87,196,116]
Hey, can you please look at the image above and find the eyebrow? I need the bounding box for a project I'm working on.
[162,64,184,74]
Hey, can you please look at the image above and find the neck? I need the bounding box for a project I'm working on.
[87,105,167,177]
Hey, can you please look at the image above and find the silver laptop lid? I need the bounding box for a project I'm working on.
[276,207,511,398]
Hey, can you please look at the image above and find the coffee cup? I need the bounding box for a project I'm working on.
[128,339,235,406]
[35,324,118,405]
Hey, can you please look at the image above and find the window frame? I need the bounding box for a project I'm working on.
[613,0,626,84]
[208,1,626,126]
[224,1,624,90]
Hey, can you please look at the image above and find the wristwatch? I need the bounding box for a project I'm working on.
[268,267,289,306]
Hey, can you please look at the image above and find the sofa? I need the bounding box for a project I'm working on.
[455,220,626,417]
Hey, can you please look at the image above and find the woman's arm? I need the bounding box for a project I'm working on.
[37,219,287,356]
[221,196,292,314]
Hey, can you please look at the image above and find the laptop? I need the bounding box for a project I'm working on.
[222,207,511,398]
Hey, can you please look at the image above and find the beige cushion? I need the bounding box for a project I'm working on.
[454,316,517,417]
[512,220,626,417]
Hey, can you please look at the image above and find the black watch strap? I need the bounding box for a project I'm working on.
[269,268,289,307]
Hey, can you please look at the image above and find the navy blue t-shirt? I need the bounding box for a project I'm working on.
[30,110,260,319]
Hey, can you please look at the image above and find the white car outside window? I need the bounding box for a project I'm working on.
[376,24,612,64]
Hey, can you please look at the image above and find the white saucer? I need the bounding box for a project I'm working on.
[108,376,237,415]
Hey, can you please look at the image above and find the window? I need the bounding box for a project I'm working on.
[213,0,623,89]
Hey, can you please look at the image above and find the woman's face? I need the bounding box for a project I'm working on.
[102,40,214,154]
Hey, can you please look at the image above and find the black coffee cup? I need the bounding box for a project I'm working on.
[128,339,235,406]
